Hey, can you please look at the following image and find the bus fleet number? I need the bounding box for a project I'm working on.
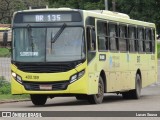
[26,75,39,80]
[137,56,140,63]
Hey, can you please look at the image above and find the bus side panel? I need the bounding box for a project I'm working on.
[87,57,99,94]
[128,54,138,89]
[142,54,157,87]
[11,77,23,94]
[140,54,149,88]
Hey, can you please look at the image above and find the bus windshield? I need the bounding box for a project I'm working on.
[13,27,85,62]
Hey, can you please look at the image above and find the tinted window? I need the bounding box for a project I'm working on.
[97,21,108,51]
[119,25,127,51]
[145,28,152,52]
[109,23,118,51]
[97,22,107,35]
[137,27,144,52]
[128,27,136,52]
[152,29,155,53]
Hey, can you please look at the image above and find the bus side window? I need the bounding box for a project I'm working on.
[145,28,152,53]
[97,21,108,51]
[109,23,118,51]
[128,26,136,52]
[137,27,144,52]
[119,25,127,52]
[151,29,155,53]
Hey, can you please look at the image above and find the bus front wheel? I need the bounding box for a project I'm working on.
[30,94,47,105]
[87,76,104,104]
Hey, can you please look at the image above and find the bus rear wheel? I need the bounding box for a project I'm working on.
[122,74,141,99]
[30,94,47,105]
[87,76,104,104]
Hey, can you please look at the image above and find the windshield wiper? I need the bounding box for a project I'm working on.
[27,24,34,54]
[51,23,66,43]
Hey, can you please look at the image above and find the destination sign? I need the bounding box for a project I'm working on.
[14,11,82,23]
[23,14,71,22]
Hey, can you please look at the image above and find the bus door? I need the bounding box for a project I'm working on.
[86,25,99,94]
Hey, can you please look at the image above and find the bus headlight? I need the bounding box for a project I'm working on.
[78,70,85,79]
[11,72,23,84]
[12,72,16,78]
[70,70,85,83]
[70,74,78,83]
[16,75,22,84]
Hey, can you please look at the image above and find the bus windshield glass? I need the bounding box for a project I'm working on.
[13,27,85,62]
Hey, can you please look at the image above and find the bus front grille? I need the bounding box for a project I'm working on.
[23,81,69,91]
[14,62,75,73]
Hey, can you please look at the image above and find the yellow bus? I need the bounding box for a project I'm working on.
[10,8,157,105]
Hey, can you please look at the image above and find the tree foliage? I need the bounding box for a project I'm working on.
[116,0,160,33]
[48,0,104,10]
[0,0,48,23]
[0,0,24,23]
[0,0,160,33]
[48,0,160,33]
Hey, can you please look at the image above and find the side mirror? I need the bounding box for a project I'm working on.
[91,28,96,50]
[3,31,8,46]
[87,26,96,52]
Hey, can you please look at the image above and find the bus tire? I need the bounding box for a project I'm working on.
[30,94,47,105]
[122,92,130,99]
[122,74,141,99]
[87,76,104,104]
[130,74,141,99]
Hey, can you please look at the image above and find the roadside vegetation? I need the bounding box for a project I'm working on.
[0,77,10,94]
[0,77,29,101]
[158,43,160,58]
[0,48,11,57]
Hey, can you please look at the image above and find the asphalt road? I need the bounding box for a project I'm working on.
[0,60,160,119]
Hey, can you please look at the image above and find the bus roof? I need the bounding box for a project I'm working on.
[84,10,155,28]
[13,8,155,28]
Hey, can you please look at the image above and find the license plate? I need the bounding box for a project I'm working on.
[39,85,52,90]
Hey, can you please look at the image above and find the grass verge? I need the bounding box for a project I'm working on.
[0,94,30,101]
[0,78,29,102]
[0,48,11,57]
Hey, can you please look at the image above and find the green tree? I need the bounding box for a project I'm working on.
[116,0,160,33]
[0,0,27,23]
[48,0,160,33]
[0,0,48,24]
[1,0,160,34]
[48,0,104,10]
